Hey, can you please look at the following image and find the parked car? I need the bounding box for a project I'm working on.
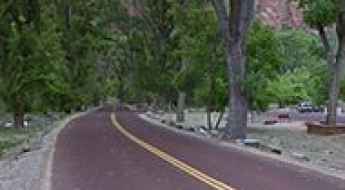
[297,102,321,113]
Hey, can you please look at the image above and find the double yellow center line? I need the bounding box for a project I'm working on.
[110,113,236,190]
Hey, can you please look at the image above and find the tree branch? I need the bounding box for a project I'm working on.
[211,0,230,48]
[229,0,255,44]
[335,0,345,68]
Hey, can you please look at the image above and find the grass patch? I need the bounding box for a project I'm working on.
[0,141,18,156]
[0,125,47,158]
[0,113,64,158]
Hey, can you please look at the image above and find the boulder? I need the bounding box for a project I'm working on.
[22,143,31,153]
[291,152,310,162]
[264,120,278,125]
[4,122,13,128]
[196,127,210,137]
[210,130,219,136]
[187,127,195,132]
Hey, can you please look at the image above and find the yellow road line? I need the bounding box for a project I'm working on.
[110,113,236,190]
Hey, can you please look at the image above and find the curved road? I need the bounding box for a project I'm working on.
[51,108,345,190]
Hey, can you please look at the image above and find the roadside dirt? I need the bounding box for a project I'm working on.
[147,111,345,180]
[0,108,98,190]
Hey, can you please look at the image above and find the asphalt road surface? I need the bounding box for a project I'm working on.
[51,108,345,190]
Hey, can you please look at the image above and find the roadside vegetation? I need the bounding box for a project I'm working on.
[0,0,345,147]
[0,127,32,157]
[0,114,62,157]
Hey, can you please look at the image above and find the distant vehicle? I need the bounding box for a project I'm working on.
[297,102,321,113]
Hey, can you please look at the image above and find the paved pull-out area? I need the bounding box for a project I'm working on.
[51,108,345,190]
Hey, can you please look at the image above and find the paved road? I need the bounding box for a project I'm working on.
[52,108,345,190]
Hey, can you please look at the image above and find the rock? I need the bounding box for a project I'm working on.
[197,127,209,136]
[22,144,31,153]
[264,120,278,125]
[291,152,310,161]
[176,125,183,129]
[236,139,261,148]
[198,126,208,131]
[175,122,184,129]
[187,127,195,132]
[4,122,13,128]
[210,130,219,136]
[271,148,282,155]
[321,158,328,162]
[24,121,29,127]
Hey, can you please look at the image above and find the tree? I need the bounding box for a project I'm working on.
[171,1,218,124]
[246,22,283,111]
[56,0,122,110]
[125,0,180,108]
[275,29,328,105]
[0,0,66,128]
[297,0,345,125]
[265,68,313,107]
[173,2,227,129]
[212,0,256,139]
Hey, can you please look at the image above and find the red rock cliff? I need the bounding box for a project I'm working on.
[256,0,304,29]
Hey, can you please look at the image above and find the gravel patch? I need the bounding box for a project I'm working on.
[0,108,98,190]
[147,111,345,180]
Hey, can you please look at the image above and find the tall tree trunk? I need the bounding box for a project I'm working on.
[328,2,345,125]
[225,0,255,139]
[176,91,186,123]
[320,4,345,125]
[326,64,341,125]
[226,42,248,139]
[212,0,255,139]
[14,97,24,128]
[318,26,337,125]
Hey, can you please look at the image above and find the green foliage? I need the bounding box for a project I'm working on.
[0,0,334,117]
[246,22,283,110]
[246,25,328,109]
[277,29,325,72]
[297,0,337,27]
[120,0,179,103]
[57,0,123,109]
[265,68,313,106]
[193,75,228,111]
[174,2,228,111]
[0,1,67,113]
[278,30,328,105]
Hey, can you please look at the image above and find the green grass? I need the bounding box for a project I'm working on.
[0,113,64,158]
[0,141,18,156]
[0,126,46,157]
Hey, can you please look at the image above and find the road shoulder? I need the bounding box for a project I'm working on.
[139,113,345,181]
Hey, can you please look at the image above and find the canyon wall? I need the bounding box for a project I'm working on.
[257,0,304,29]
